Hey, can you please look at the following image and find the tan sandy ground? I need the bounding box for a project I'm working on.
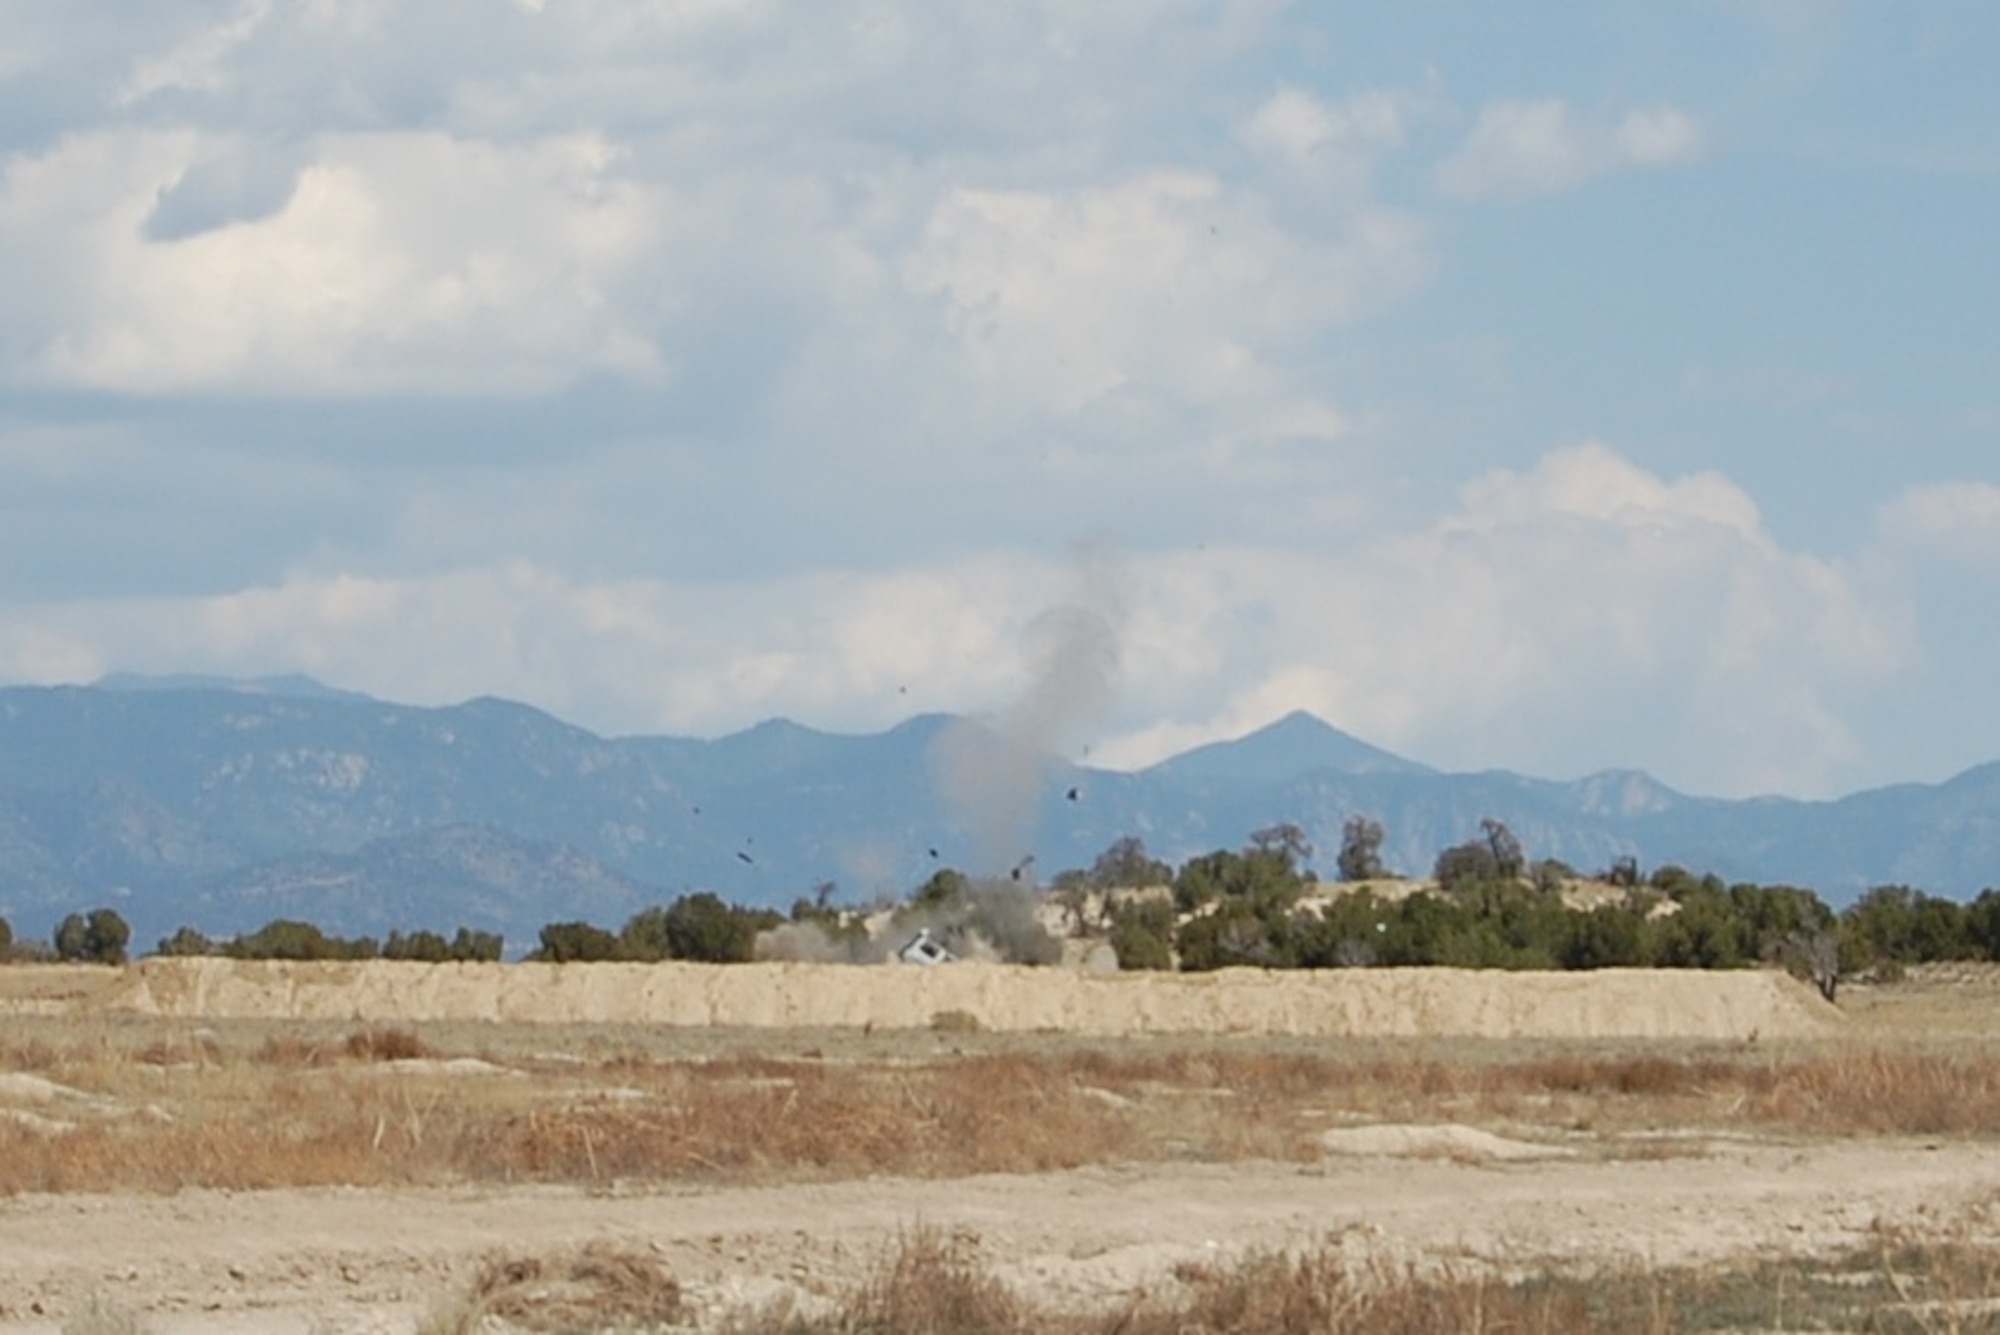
[4,1138,1998,1332]
[1,958,1954,1333]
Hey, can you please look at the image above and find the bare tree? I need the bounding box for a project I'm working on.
[1481,818,1526,880]
[1786,925,1843,1003]
[1088,835,1170,890]
[1248,822,1314,869]
[1336,816,1386,882]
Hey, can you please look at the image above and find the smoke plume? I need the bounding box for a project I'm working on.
[931,546,1124,878]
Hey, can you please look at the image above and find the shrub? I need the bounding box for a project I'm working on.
[52,908,131,965]
[1842,884,1974,967]
[1560,905,1648,970]
[531,920,621,962]
[422,1242,682,1335]
[383,929,453,962]
[1106,898,1175,971]
[449,927,505,962]
[226,919,377,961]
[618,895,781,963]
[839,1228,1021,1335]
[154,925,214,957]
[1173,846,1305,917]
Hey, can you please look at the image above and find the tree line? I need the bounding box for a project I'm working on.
[1092,823,2000,1000]
[5,818,1999,994]
[0,913,505,966]
[0,892,778,968]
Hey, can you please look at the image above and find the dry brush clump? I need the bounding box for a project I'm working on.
[833,1227,1025,1334]
[1745,1047,2000,1137]
[420,1241,683,1334]
[458,1052,1138,1184]
[343,1025,431,1061]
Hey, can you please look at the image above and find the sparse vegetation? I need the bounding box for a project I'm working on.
[224,918,379,960]
[420,1241,683,1334]
[10,1006,2000,1199]
[601,1217,2000,1334]
[8,963,2000,1329]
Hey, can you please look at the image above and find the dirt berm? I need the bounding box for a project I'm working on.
[94,958,1839,1040]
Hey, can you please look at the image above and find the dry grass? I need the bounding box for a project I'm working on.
[420,1241,683,1334]
[682,1215,2000,1333]
[825,1227,1025,1334]
[10,1001,2000,1194]
[343,1025,430,1061]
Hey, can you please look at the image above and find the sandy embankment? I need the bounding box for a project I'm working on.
[89,958,1840,1041]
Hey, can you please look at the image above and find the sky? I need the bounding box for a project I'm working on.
[2,1,1997,802]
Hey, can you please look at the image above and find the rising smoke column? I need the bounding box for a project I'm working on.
[931,546,1124,879]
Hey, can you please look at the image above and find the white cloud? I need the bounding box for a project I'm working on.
[6,7,1432,422]
[902,170,1428,420]
[0,445,1914,799]
[5,4,1989,805]
[116,0,273,107]
[1090,445,1903,797]
[1875,481,2000,569]
[2,129,664,395]
[1434,99,1703,201]
[1237,85,1429,202]
[0,556,1059,742]
[1448,441,1766,540]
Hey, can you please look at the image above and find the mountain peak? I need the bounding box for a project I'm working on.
[1146,711,1430,783]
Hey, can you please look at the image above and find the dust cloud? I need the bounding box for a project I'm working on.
[931,547,1123,879]
[762,547,1123,967]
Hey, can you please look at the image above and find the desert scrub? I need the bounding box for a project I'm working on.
[708,1224,2000,1334]
[14,1038,2000,1194]
[420,1241,683,1334]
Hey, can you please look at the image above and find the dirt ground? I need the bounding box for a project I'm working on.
[3,1137,1998,1332]
[0,961,1992,1332]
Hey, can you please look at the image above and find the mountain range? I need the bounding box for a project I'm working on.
[1,676,1995,953]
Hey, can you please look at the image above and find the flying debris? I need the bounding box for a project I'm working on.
[1065,786,1080,802]
[898,928,955,966]
[1009,854,1036,883]
[735,851,755,866]
[927,847,940,860]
